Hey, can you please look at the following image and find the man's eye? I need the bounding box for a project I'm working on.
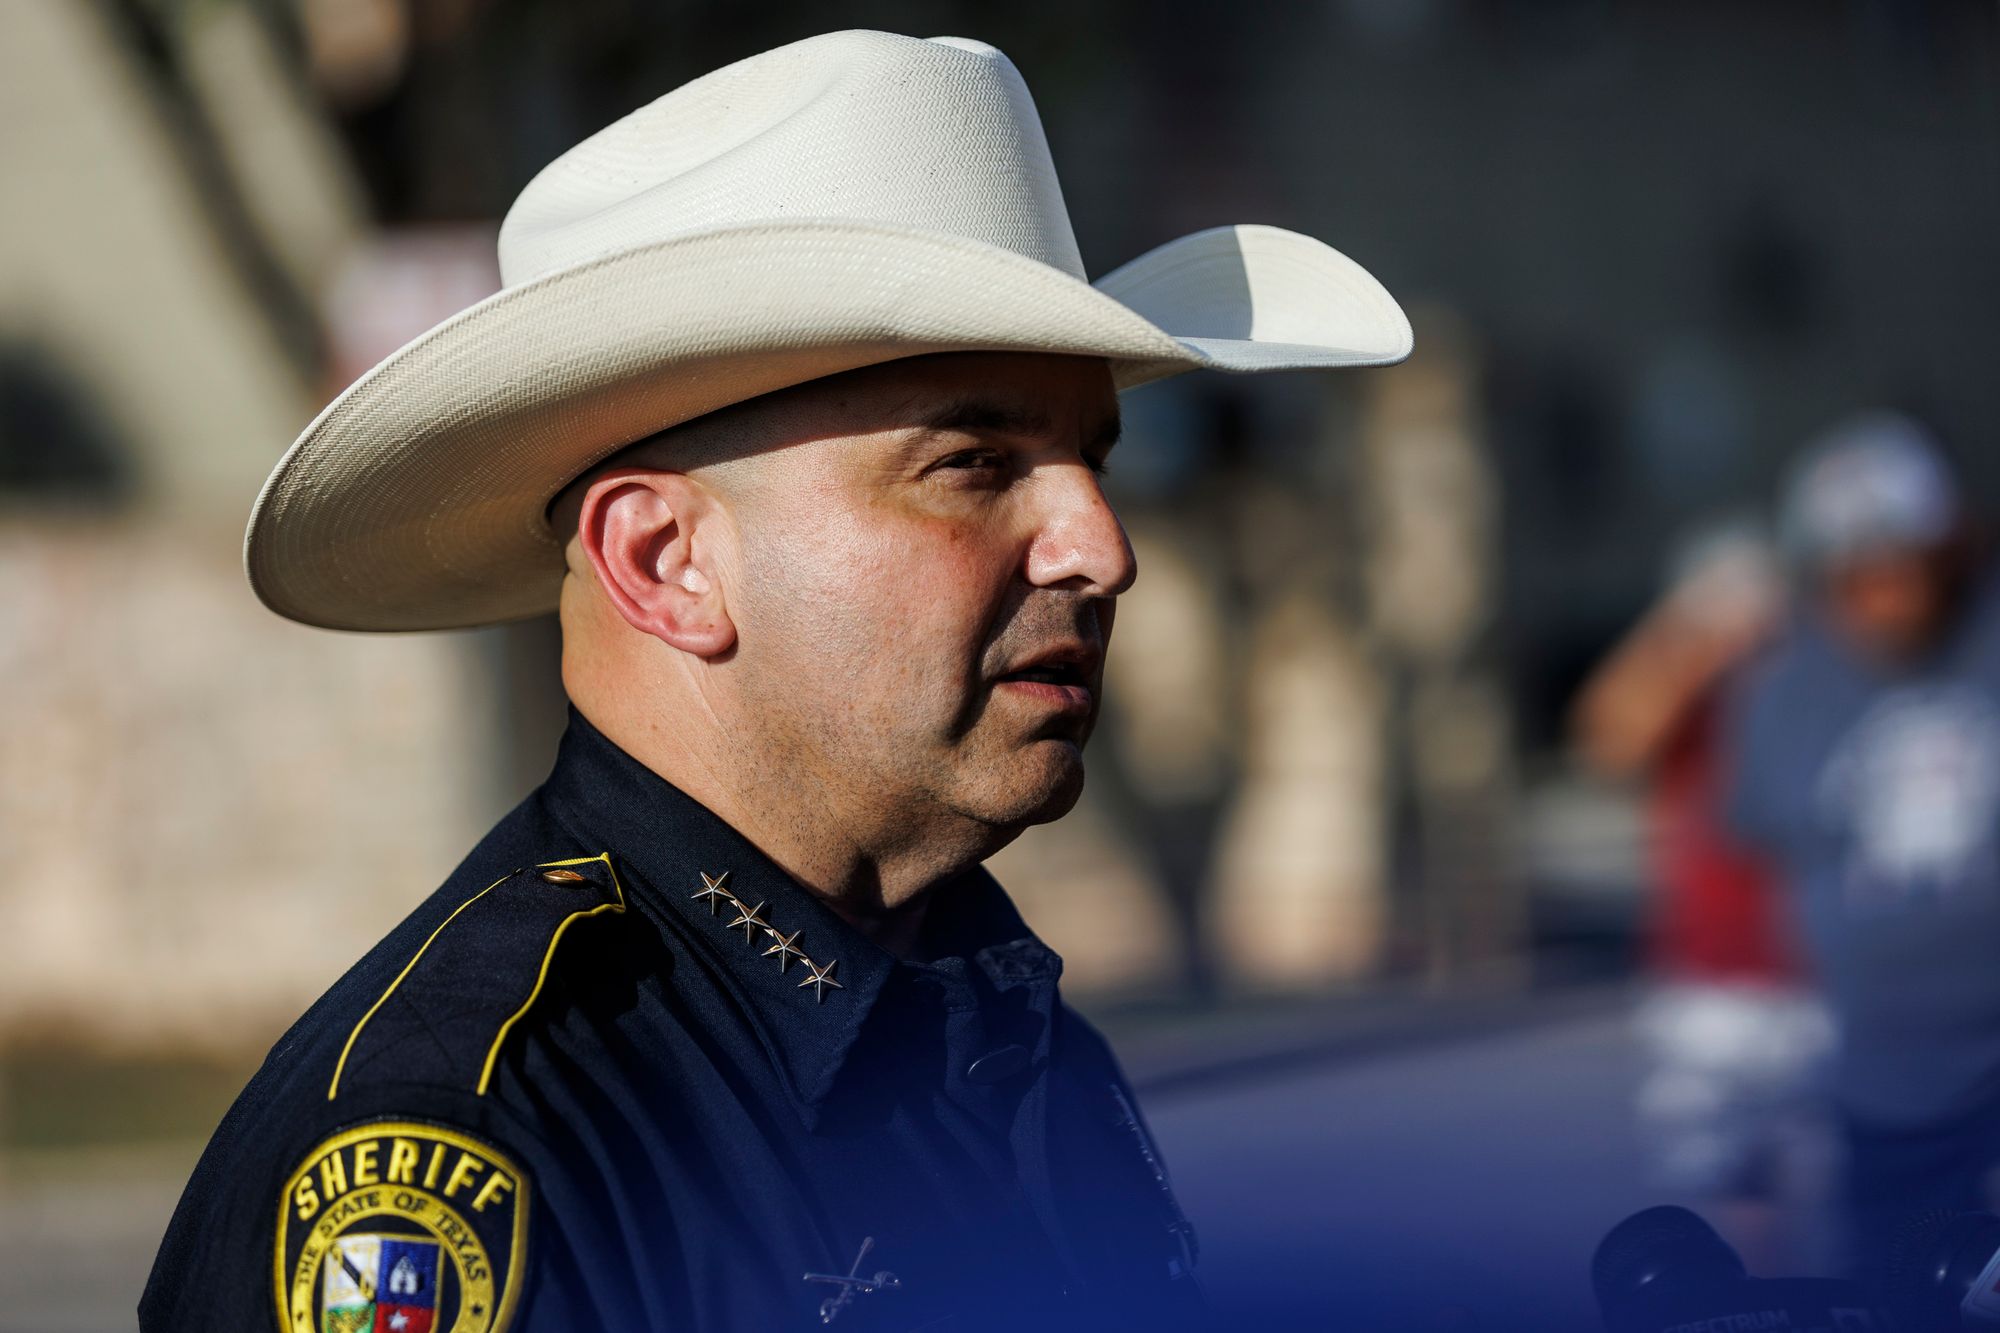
[934,449,1007,473]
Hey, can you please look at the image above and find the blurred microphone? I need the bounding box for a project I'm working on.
[1592,1205,1886,1333]
[1593,1204,1746,1326]
[1883,1209,2000,1332]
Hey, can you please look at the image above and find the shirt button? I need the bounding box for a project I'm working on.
[965,1044,1030,1084]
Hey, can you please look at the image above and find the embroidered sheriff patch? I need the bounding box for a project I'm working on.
[274,1122,528,1333]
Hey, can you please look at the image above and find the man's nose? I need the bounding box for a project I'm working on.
[1024,466,1138,596]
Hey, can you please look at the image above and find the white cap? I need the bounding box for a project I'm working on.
[1781,412,1959,565]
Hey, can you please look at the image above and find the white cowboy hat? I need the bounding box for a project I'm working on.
[247,29,1412,631]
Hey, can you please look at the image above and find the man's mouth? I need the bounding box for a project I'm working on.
[1000,662,1087,687]
[994,651,1097,715]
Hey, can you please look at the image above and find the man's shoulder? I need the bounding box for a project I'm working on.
[324,853,631,1105]
[256,792,631,1103]
[140,796,649,1331]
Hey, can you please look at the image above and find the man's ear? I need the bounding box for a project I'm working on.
[574,467,737,656]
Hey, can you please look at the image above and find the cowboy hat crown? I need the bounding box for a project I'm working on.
[248,30,1411,632]
[501,33,1085,287]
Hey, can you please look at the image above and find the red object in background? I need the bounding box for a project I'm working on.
[1648,693,1804,982]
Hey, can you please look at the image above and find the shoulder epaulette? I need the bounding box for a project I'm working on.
[327,853,626,1100]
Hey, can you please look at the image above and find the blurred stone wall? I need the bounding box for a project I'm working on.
[0,0,502,1053]
[0,521,498,1050]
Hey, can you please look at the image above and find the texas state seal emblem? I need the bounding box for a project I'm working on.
[273,1121,528,1333]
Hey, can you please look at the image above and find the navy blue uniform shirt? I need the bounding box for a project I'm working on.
[141,709,1204,1332]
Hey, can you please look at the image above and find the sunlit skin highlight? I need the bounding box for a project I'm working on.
[554,352,1133,957]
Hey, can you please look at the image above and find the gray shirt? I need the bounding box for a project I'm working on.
[1730,574,2000,1127]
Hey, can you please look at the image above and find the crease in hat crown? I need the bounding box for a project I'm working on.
[498,31,1086,288]
[246,27,1413,633]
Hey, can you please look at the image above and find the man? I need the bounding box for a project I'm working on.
[140,30,1410,1333]
[1726,414,1998,1276]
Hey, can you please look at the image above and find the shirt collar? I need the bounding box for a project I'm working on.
[539,707,1062,1115]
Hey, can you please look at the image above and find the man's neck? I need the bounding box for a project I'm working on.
[573,699,996,959]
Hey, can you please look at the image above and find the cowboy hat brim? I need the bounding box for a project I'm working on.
[246,219,1410,631]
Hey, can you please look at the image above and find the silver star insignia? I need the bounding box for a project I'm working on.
[726,900,771,943]
[797,957,844,1003]
[690,870,733,916]
[762,928,807,972]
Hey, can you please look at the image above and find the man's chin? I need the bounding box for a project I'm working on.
[969,741,1087,828]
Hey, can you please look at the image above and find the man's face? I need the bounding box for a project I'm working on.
[1822,544,1959,665]
[710,352,1132,838]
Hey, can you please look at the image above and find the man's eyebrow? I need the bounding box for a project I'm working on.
[915,398,1123,450]
[919,399,1055,438]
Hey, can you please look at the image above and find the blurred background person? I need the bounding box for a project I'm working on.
[1575,520,1829,1274]
[1727,414,1998,1279]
